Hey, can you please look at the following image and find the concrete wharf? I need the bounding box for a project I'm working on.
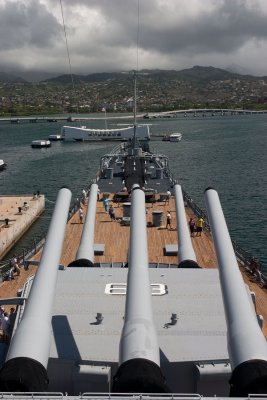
[0,194,45,259]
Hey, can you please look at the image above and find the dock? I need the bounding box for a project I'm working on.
[0,194,45,259]
[1,108,267,125]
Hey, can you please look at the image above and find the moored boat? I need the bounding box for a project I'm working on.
[169,133,182,141]
[31,140,51,148]
[162,133,182,142]
[0,159,7,171]
[49,134,63,141]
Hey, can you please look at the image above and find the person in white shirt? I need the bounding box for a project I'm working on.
[166,189,171,205]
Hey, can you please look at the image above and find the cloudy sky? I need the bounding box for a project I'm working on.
[1,0,267,78]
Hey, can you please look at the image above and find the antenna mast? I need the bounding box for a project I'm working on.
[133,0,140,148]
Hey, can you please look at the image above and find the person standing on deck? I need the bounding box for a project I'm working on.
[8,307,16,341]
[79,207,83,224]
[250,257,259,276]
[1,312,10,342]
[196,217,204,236]
[103,197,110,213]
[0,306,4,331]
[11,254,20,276]
[166,210,172,230]
[109,204,116,220]
[189,217,196,237]
[166,189,171,205]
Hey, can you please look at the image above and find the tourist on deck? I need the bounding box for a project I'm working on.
[81,189,87,204]
[103,197,110,213]
[11,254,20,276]
[79,207,83,224]
[189,217,196,237]
[8,307,16,341]
[109,204,116,220]
[250,257,259,276]
[1,312,10,342]
[196,217,204,236]
[0,306,4,331]
[165,189,171,205]
[166,210,172,230]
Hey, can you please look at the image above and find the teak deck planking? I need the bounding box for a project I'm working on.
[60,196,218,267]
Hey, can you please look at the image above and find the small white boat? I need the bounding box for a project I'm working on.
[162,133,182,142]
[31,140,51,148]
[49,134,63,141]
[0,159,7,171]
[169,133,182,142]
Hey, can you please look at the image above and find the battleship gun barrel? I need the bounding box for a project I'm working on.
[0,187,72,392]
[174,184,198,268]
[75,183,98,266]
[113,184,168,393]
[205,187,267,396]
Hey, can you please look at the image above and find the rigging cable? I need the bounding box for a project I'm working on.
[59,0,79,115]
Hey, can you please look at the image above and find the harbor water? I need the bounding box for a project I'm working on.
[0,113,266,271]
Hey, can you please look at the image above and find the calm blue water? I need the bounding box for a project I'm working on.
[0,114,266,270]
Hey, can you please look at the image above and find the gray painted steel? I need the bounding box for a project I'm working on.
[76,183,98,262]
[205,188,267,368]
[119,185,160,366]
[6,187,72,368]
[11,267,229,394]
[174,184,196,263]
[47,268,227,363]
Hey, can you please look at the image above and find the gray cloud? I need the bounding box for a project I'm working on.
[0,0,267,77]
[0,0,62,50]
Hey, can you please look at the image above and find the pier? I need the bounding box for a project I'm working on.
[0,108,267,124]
[0,194,45,259]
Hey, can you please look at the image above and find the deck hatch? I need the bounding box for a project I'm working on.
[105,283,167,295]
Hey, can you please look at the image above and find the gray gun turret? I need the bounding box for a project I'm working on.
[112,184,168,393]
[205,187,267,396]
[0,187,72,392]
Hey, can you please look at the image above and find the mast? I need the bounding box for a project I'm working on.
[133,70,137,149]
[132,0,139,150]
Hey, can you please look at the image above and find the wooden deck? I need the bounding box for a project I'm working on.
[60,196,218,267]
[1,194,267,338]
